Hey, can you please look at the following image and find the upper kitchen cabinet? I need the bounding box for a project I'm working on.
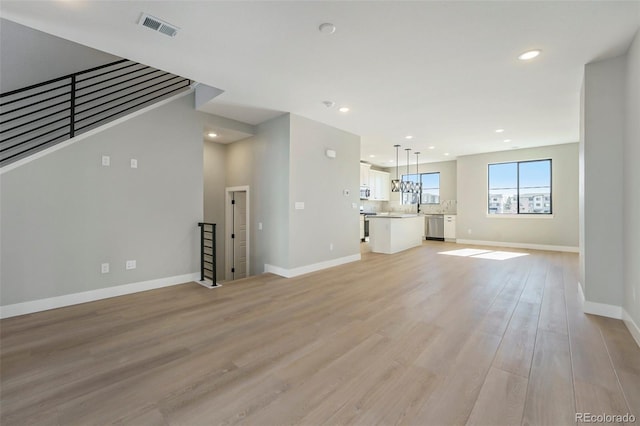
[369,169,390,201]
[360,163,371,187]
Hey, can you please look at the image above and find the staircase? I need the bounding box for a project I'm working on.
[0,59,191,167]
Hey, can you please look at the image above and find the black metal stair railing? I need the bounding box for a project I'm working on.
[0,59,191,167]
[198,222,220,287]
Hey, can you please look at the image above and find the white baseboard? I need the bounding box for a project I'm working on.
[0,272,199,319]
[578,281,639,348]
[577,280,586,309]
[456,239,579,253]
[265,254,361,278]
[576,281,623,318]
[196,280,222,289]
[622,309,640,348]
[583,300,623,319]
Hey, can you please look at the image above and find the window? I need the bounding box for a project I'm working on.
[488,159,551,214]
[401,174,419,205]
[421,173,440,204]
[401,172,440,205]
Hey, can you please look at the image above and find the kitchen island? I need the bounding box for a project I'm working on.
[368,214,425,254]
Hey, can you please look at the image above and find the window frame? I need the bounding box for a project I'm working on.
[487,159,552,215]
[401,172,440,205]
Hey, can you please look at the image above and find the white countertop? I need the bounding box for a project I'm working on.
[368,214,419,219]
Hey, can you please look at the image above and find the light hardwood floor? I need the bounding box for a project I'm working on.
[1,241,639,425]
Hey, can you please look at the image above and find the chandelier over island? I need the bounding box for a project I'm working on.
[391,144,401,192]
[390,144,424,195]
[401,148,413,192]
[414,151,421,194]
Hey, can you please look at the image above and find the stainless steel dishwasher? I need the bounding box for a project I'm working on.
[425,214,445,241]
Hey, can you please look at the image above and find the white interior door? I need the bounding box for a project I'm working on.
[231,191,247,280]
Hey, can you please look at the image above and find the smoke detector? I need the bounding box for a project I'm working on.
[138,13,179,37]
[319,23,336,34]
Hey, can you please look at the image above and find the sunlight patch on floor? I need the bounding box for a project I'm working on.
[438,248,529,260]
[438,248,492,257]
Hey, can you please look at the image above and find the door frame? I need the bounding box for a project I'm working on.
[225,186,250,281]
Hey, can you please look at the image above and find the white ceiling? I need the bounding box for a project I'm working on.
[203,125,253,145]
[1,1,638,166]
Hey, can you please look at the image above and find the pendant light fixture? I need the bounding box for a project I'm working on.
[414,152,421,194]
[401,148,413,192]
[391,144,401,192]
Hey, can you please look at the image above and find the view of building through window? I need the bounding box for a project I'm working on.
[488,159,551,214]
[401,172,440,205]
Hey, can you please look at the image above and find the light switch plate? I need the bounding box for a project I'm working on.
[102,155,110,166]
[295,202,305,210]
[101,263,109,274]
[126,260,136,270]
[130,159,138,168]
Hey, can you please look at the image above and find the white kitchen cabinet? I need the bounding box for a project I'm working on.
[444,215,456,241]
[368,170,390,201]
[360,163,371,187]
[368,215,424,254]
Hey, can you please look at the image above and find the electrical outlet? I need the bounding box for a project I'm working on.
[101,263,109,274]
[329,243,334,251]
[295,202,305,210]
[258,222,263,231]
[126,260,137,270]
[130,159,138,168]
[101,155,110,167]
[468,229,472,234]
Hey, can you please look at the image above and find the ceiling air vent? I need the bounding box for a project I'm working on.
[138,13,179,37]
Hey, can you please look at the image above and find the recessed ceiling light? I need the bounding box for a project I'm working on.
[207,132,217,137]
[405,135,414,140]
[428,146,435,150]
[369,155,375,158]
[339,107,350,113]
[444,152,450,156]
[495,129,504,133]
[319,23,336,35]
[503,139,511,143]
[518,49,541,60]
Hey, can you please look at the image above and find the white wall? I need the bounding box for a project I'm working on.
[203,140,227,281]
[201,115,255,281]
[579,81,586,302]
[0,94,203,307]
[623,31,640,329]
[226,114,291,274]
[288,114,361,269]
[225,113,361,274]
[457,143,579,249]
[0,18,119,92]
[579,30,640,338]
[581,56,625,307]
